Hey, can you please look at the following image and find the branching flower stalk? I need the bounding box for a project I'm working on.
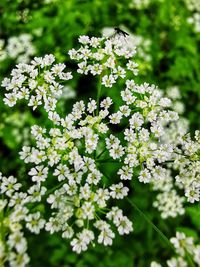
[1,34,200,266]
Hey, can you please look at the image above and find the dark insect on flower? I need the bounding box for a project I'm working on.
[114,27,129,37]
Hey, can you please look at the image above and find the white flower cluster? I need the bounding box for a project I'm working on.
[187,13,200,32]
[129,0,151,9]
[1,33,200,258]
[0,164,48,265]
[1,54,73,111]
[153,189,185,219]
[119,82,187,219]
[102,27,152,64]
[119,80,178,184]
[161,117,189,146]
[19,98,133,253]
[0,34,36,63]
[151,141,200,218]
[185,0,200,32]
[185,0,200,12]
[166,87,185,115]
[68,35,138,87]
[151,231,200,266]
[150,87,189,219]
[0,172,45,267]
[17,77,183,250]
[174,131,200,203]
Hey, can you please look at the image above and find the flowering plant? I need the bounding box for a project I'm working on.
[1,34,200,266]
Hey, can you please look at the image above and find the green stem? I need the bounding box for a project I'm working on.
[127,198,195,267]
[44,180,67,197]
[98,169,110,181]
[127,198,174,250]
[96,148,107,159]
[96,158,121,163]
[185,251,196,267]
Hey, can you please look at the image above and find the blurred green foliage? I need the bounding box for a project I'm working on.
[0,0,200,266]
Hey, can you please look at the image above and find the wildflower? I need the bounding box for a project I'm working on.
[68,35,138,87]
[28,165,48,183]
[25,212,46,234]
[153,190,185,219]
[2,54,73,112]
[170,232,194,256]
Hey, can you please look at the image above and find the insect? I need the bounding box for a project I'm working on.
[114,27,129,37]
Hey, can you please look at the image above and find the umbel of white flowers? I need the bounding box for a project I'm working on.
[1,34,200,263]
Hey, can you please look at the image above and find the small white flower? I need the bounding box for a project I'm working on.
[1,176,21,196]
[139,169,151,183]
[98,228,115,246]
[53,164,70,181]
[126,60,138,75]
[116,216,133,235]
[170,232,194,256]
[25,212,45,234]
[110,183,129,199]
[102,74,116,88]
[28,165,48,183]
[118,165,133,180]
[109,111,123,124]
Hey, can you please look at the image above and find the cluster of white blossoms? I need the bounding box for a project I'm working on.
[151,231,200,267]
[1,33,200,259]
[18,97,133,253]
[1,54,73,111]
[149,87,189,219]
[17,78,185,250]
[68,35,138,87]
[118,81,179,182]
[156,88,199,207]
[118,81,188,219]
[174,131,200,203]
[0,172,31,267]
[185,0,200,32]
[185,0,200,12]
[129,0,151,9]
[0,170,47,266]
[151,168,185,219]
[102,27,152,64]
[0,33,36,63]
[187,13,200,32]
[166,86,185,115]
